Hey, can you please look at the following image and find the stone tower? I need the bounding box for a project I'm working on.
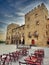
[25,3,48,46]
[6,23,19,44]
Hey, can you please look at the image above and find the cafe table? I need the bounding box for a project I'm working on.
[24,56,41,65]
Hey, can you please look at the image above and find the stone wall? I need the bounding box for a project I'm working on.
[6,23,19,44]
[25,3,48,46]
[12,25,25,44]
[6,3,49,47]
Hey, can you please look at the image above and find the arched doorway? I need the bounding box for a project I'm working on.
[47,38,49,45]
[21,35,25,45]
[31,39,35,46]
[19,34,21,45]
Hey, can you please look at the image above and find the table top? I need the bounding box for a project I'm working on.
[24,56,37,62]
[24,57,41,65]
[34,51,43,54]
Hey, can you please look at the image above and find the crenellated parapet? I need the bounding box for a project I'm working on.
[25,3,48,17]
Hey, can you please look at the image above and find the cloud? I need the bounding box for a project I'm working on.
[19,0,49,14]
[0,26,7,41]
[7,0,28,8]
[6,16,25,25]
[0,22,7,25]
[16,17,25,25]
[0,0,49,41]
[44,0,49,10]
[0,32,6,41]
[0,28,6,33]
[0,22,7,29]
[15,12,25,17]
[4,14,14,18]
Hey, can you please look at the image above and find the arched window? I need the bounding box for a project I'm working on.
[22,33,24,37]
[33,31,39,39]
[28,32,32,38]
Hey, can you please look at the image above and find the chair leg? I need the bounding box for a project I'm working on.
[19,62,21,65]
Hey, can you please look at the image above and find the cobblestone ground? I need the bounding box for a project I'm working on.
[0,44,49,65]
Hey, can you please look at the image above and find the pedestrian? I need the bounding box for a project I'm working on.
[21,37,23,45]
[22,38,25,45]
[16,39,18,48]
[19,39,21,44]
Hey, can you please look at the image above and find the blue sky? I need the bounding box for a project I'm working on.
[0,0,49,40]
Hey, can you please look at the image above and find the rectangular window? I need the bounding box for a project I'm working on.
[23,27,24,30]
[27,24,29,28]
[35,13,38,17]
[36,21,39,25]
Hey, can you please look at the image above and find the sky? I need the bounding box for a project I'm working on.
[0,0,49,41]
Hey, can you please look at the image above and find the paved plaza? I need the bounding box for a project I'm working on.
[0,44,49,65]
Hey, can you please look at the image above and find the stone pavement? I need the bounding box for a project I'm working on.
[12,47,49,65]
[0,44,49,65]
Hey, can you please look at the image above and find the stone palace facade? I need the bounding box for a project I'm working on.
[6,3,49,47]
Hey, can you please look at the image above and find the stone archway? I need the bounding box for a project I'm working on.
[21,35,25,45]
[47,38,49,47]
[31,39,35,45]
